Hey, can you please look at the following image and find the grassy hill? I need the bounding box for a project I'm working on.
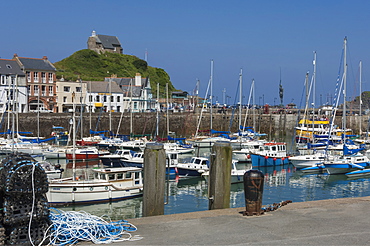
[54,49,175,97]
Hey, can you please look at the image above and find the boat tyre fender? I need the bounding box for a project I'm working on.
[90,187,93,191]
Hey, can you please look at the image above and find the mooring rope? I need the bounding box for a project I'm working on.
[40,208,142,245]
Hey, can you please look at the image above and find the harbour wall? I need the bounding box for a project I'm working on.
[10,112,365,140]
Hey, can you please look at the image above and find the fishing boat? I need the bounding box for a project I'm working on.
[176,156,209,177]
[249,142,290,167]
[47,167,143,205]
[65,146,109,161]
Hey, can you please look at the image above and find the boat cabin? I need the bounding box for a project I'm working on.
[93,167,142,185]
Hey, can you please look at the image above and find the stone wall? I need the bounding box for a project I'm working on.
[8,112,364,140]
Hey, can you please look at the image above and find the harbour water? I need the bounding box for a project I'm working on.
[44,146,370,221]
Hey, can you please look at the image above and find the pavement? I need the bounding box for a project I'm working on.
[77,196,370,245]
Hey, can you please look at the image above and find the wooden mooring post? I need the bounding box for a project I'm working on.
[142,142,166,217]
[208,141,232,210]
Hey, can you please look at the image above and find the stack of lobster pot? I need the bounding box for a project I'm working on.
[0,153,50,245]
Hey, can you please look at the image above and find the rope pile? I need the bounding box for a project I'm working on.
[46,208,142,245]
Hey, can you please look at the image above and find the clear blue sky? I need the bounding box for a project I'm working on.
[2,0,369,107]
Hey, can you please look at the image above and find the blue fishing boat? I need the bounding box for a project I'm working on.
[250,142,290,167]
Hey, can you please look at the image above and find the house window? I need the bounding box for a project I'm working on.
[103,96,107,102]
[89,95,93,102]
[26,72,31,82]
[27,85,31,95]
[34,72,39,82]
[49,86,53,96]
[63,97,67,103]
[41,72,46,83]
[117,106,120,112]
[76,87,81,92]
[96,95,100,102]
[64,86,70,92]
[48,73,53,83]
[42,85,46,96]
[111,96,114,102]
[0,76,5,85]
[117,96,120,102]
[34,85,39,95]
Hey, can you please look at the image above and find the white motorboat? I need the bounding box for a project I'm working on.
[202,160,248,184]
[289,150,328,169]
[99,149,133,167]
[47,167,143,205]
[232,140,266,162]
[39,161,63,180]
[323,154,370,175]
[42,146,69,159]
[176,156,209,177]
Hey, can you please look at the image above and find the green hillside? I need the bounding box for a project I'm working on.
[54,49,175,97]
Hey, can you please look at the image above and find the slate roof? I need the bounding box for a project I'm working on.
[0,59,25,76]
[105,77,150,97]
[17,57,56,71]
[86,81,123,93]
[95,35,121,49]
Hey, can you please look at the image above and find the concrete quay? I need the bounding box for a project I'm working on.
[78,196,370,245]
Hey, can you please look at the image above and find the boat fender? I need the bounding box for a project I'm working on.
[105,186,109,190]
[90,187,93,191]
[264,156,269,159]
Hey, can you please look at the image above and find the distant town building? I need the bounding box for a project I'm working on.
[86,80,125,113]
[0,59,27,113]
[13,54,57,112]
[56,80,87,113]
[107,73,154,112]
[87,31,123,54]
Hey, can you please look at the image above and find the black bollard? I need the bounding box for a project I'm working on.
[243,169,264,216]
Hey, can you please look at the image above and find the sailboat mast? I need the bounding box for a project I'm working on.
[130,79,133,139]
[109,77,112,133]
[239,68,243,129]
[156,83,159,137]
[359,60,362,136]
[210,60,213,131]
[343,37,347,138]
[72,91,76,181]
[166,83,169,137]
[252,79,256,131]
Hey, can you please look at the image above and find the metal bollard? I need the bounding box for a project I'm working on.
[243,169,264,216]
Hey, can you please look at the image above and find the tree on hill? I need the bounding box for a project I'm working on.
[53,49,175,97]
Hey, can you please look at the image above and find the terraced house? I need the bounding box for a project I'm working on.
[0,59,27,113]
[13,54,57,112]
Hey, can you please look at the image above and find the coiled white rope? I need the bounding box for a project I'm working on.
[40,208,142,245]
